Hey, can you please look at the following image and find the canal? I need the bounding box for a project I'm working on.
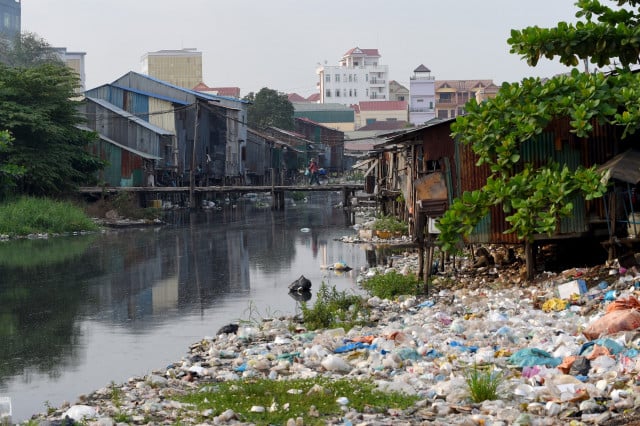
[0,192,373,423]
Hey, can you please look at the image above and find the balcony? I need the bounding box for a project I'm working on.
[410,76,435,80]
[369,94,387,100]
[369,79,386,86]
[409,107,435,113]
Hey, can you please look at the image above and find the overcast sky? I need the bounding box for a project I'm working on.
[22,0,583,97]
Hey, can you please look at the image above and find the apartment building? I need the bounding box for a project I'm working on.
[316,47,389,105]
[141,48,203,89]
[0,0,20,41]
[389,80,409,102]
[409,64,436,126]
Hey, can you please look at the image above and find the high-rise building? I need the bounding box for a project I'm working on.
[316,47,389,105]
[0,0,20,41]
[141,48,203,89]
[409,64,436,126]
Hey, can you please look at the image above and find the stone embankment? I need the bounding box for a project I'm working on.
[26,239,640,426]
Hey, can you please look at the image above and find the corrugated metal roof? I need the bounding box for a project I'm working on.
[85,97,174,136]
[77,125,162,160]
[113,71,249,104]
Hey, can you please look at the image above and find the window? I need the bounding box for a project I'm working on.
[439,93,452,103]
[429,101,434,109]
[438,110,449,119]
[325,74,330,82]
[349,89,352,97]
[365,74,369,82]
[336,89,341,97]
[398,96,405,101]
[335,74,340,82]
[417,99,424,103]
[354,75,358,82]
[325,89,331,97]
[458,107,465,115]
[354,89,357,97]
[348,74,353,82]
[343,74,347,82]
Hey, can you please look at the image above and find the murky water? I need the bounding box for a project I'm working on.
[0,192,373,423]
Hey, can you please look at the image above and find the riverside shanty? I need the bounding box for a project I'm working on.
[27,251,640,425]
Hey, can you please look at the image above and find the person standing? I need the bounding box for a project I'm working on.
[308,158,320,185]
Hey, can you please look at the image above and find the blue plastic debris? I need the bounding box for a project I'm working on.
[508,348,561,368]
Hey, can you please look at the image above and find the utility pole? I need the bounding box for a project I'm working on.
[189,100,200,209]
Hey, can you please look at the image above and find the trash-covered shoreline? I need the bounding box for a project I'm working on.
[24,242,640,425]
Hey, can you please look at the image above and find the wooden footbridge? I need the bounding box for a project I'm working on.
[78,183,366,210]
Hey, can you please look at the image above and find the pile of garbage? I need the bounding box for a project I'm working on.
[28,254,640,425]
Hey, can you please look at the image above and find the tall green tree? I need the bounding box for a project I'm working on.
[0,32,64,68]
[436,0,640,276]
[0,60,103,197]
[0,130,24,200]
[244,87,294,130]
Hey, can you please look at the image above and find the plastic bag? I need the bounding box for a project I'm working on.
[304,169,310,176]
[583,309,640,340]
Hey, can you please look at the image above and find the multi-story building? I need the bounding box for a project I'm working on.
[316,47,389,105]
[141,48,203,89]
[409,64,436,126]
[0,0,20,41]
[434,79,499,119]
[54,47,86,92]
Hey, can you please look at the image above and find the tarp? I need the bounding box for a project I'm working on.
[597,149,640,184]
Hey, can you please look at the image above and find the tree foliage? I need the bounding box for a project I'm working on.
[0,130,25,200]
[509,0,640,71]
[436,0,640,252]
[0,61,103,197]
[244,87,294,130]
[0,32,64,68]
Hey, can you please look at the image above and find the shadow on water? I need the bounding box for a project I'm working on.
[0,192,368,422]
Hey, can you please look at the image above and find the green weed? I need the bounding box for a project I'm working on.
[361,270,420,299]
[464,364,504,403]
[300,283,368,331]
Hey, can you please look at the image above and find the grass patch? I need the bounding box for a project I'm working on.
[0,197,99,236]
[300,283,368,331]
[361,270,420,299]
[464,364,504,403]
[176,376,419,425]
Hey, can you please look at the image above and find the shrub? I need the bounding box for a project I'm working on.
[300,283,367,331]
[361,270,420,299]
[464,364,504,403]
[372,215,408,234]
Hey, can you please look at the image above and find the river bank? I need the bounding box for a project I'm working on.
[23,240,640,425]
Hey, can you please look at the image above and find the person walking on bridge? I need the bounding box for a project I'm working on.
[308,158,320,185]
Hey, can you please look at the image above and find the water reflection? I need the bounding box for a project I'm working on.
[0,192,368,422]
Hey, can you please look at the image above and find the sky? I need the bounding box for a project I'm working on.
[22,0,584,98]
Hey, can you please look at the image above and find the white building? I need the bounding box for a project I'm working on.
[316,47,389,105]
[409,64,436,126]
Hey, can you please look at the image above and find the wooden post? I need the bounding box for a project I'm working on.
[189,101,199,210]
[525,240,535,280]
